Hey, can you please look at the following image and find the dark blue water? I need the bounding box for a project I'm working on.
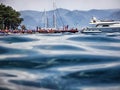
[0,33,120,90]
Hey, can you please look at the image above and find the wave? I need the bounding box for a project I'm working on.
[0,33,120,90]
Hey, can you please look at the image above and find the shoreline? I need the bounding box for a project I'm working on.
[0,29,79,35]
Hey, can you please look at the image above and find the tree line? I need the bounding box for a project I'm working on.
[0,3,23,30]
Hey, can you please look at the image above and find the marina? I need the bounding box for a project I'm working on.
[1,17,120,35]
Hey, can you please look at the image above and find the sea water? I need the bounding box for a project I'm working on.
[0,33,120,90]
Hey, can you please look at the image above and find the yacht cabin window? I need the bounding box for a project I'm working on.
[102,25,109,27]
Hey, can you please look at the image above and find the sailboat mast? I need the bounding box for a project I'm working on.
[44,9,48,29]
[53,0,56,29]
[47,17,49,28]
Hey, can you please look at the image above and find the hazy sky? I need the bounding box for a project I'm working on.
[0,0,120,11]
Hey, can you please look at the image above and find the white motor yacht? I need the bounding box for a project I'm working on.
[81,17,120,33]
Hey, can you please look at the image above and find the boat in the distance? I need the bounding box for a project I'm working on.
[37,1,78,34]
[81,28,102,33]
[81,17,120,33]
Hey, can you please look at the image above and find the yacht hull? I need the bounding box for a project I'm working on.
[89,27,120,33]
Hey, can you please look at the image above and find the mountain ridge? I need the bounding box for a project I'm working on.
[20,8,120,29]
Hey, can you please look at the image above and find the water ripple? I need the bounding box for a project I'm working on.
[0,34,120,90]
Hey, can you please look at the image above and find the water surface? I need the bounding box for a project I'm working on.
[0,33,120,90]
